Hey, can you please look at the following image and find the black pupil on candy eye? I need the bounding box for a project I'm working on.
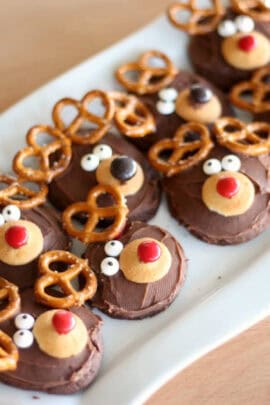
[87,156,92,160]
[19,331,24,336]
[207,162,212,166]
[23,315,27,319]
[110,156,137,181]
[108,261,113,266]
[111,242,115,246]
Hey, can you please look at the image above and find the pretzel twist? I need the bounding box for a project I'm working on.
[0,174,47,209]
[109,91,156,137]
[148,122,213,177]
[53,90,115,145]
[34,250,97,309]
[213,117,270,156]
[116,50,178,95]
[230,67,270,114]
[62,184,129,243]
[168,0,225,35]
[231,0,270,21]
[0,330,19,371]
[0,278,20,323]
[13,125,71,183]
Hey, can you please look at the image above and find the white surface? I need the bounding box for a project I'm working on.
[1,8,270,405]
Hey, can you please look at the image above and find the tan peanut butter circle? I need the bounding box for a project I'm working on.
[221,31,270,70]
[119,237,172,284]
[0,220,43,266]
[175,88,222,124]
[33,310,88,359]
[202,171,255,217]
[96,155,144,196]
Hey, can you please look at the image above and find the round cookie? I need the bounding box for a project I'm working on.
[0,288,103,394]
[49,132,161,222]
[163,145,270,245]
[84,222,187,320]
[0,205,70,289]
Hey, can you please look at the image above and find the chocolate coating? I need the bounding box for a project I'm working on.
[189,10,270,91]
[49,133,161,222]
[0,289,103,394]
[129,71,234,151]
[84,222,187,320]
[163,146,270,245]
[0,205,70,289]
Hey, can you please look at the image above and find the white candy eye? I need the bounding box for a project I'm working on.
[217,20,237,37]
[221,155,241,172]
[15,313,35,330]
[80,153,100,172]
[2,205,21,222]
[101,257,119,276]
[156,100,176,115]
[158,88,178,102]
[235,15,255,33]
[13,330,34,349]
[104,240,123,257]
[93,144,112,161]
[0,214,5,227]
[203,159,222,175]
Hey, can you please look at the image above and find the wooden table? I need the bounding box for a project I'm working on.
[1,2,270,404]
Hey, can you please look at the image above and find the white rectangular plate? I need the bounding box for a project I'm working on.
[1,6,270,405]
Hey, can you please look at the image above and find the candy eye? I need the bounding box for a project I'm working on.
[2,205,21,222]
[15,313,35,330]
[221,155,241,172]
[101,257,119,276]
[0,214,5,227]
[80,153,100,172]
[156,100,176,115]
[203,159,222,175]
[93,144,112,161]
[235,15,255,33]
[104,240,123,257]
[158,88,178,102]
[13,330,34,349]
[217,20,237,37]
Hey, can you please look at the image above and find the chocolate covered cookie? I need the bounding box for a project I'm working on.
[84,221,187,320]
[49,132,161,222]
[116,50,234,150]
[149,118,270,245]
[0,287,103,394]
[168,1,270,91]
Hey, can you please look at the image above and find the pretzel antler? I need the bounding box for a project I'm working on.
[231,0,270,21]
[0,278,20,323]
[148,122,213,177]
[168,0,225,35]
[213,117,270,156]
[0,331,19,371]
[230,66,270,114]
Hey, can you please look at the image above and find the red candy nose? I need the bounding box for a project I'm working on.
[217,177,239,199]
[52,310,76,335]
[137,241,161,263]
[5,226,28,249]
[238,35,256,52]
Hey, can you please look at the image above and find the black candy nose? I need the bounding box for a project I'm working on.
[190,84,212,104]
[110,156,137,181]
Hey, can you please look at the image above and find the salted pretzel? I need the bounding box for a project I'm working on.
[231,0,270,21]
[0,278,20,323]
[0,330,19,371]
[13,125,71,183]
[230,67,270,114]
[53,90,115,145]
[109,91,156,137]
[213,117,270,156]
[62,184,129,243]
[148,122,213,177]
[116,50,178,95]
[35,250,97,309]
[168,0,225,35]
[0,174,47,209]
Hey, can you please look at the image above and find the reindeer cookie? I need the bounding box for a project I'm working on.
[0,175,70,288]
[149,119,270,245]
[49,133,161,223]
[168,0,270,91]
[116,50,234,150]
[84,221,187,320]
[0,255,102,394]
